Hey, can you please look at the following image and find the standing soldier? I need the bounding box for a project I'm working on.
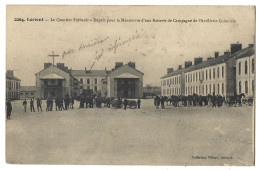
[30,99,35,112]
[46,98,49,111]
[50,98,53,111]
[107,97,110,108]
[137,98,141,109]
[36,98,42,112]
[212,92,216,108]
[70,97,74,109]
[123,98,128,110]
[55,97,59,111]
[6,99,12,120]
[118,97,122,108]
[160,96,165,109]
[23,99,27,112]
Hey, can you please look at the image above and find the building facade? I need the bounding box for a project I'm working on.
[20,86,37,99]
[236,45,255,97]
[161,43,255,98]
[35,63,80,99]
[6,70,21,100]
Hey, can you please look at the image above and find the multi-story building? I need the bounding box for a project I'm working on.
[235,44,255,97]
[161,43,255,98]
[6,70,21,100]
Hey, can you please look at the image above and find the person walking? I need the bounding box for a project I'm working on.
[23,99,27,112]
[6,99,12,120]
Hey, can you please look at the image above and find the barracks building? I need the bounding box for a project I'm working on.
[33,61,143,99]
[161,43,255,98]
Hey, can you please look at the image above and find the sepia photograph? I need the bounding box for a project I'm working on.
[5,5,255,166]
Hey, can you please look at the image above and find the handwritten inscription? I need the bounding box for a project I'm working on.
[61,29,146,70]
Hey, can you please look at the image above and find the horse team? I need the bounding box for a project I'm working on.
[154,93,246,109]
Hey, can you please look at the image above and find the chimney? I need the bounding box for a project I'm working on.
[167,68,174,74]
[44,63,52,69]
[115,62,123,69]
[185,61,192,68]
[128,61,136,69]
[178,65,182,70]
[230,43,242,55]
[248,44,254,47]
[7,70,14,76]
[64,66,68,72]
[207,57,213,61]
[224,50,231,55]
[57,63,65,70]
[194,57,203,65]
[215,52,219,58]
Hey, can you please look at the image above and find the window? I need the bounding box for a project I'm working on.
[199,72,201,81]
[217,84,219,94]
[94,86,97,91]
[202,71,204,80]
[80,78,83,84]
[252,59,255,73]
[213,84,215,94]
[213,68,215,79]
[202,85,204,95]
[245,81,248,94]
[206,85,208,95]
[186,87,187,95]
[186,75,187,83]
[87,79,90,84]
[31,93,34,95]
[193,73,195,82]
[206,70,208,80]
[20,92,23,95]
[196,72,198,82]
[239,81,241,94]
[245,61,248,74]
[95,78,97,85]
[239,62,241,75]
[252,80,255,92]
[209,84,211,94]
[222,66,224,78]
[222,83,224,95]
[209,69,211,79]
[217,67,219,78]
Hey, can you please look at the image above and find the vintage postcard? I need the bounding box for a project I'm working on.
[6,5,255,165]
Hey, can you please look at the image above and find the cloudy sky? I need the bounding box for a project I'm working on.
[6,6,255,86]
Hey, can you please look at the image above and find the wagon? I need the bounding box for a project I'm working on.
[127,100,137,109]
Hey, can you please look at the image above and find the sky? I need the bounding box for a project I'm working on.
[6,6,255,87]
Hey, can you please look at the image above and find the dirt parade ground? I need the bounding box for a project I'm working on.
[5,99,254,165]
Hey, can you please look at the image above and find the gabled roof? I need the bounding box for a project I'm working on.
[114,73,140,79]
[6,74,21,81]
[20,86,37,92]
[71,70,108,77]
[39,73,65,79]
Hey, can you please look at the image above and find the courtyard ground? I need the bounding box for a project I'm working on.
[5,99,254,165]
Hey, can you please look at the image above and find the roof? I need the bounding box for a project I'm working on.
[20,86,37,92]
[161,45,254,79]
[71,70,108,77]
[235,46,255,59]
[161,68,185,79]
[6,74,21,81]
[39,73,65,79]
[110,64,144,75]
[114,73,140,79]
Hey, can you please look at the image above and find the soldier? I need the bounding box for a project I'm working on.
[137,98,141,109]
[118,97,122,108]
[123,98,128,110]
[160,96,165,109]
[23,99,27,112]
[70,97,74,109]
[60,99,65,111]
[107,97,110,108]
[36,98,42,112]
[29,99,35,112]
[6,99,12,120]
[55,97,59,111]
[46,98,50,111]
[212,92,216,108]
[50,98,53,111]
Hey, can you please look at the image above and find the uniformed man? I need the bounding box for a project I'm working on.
[160,96,165,109]
[30,98,35,112]
[6,99,12,119]
[36,98,42,112]
[23,99,27,112]
[123,98,128,110]
[55,97,59,111]
[70,97,74,109]
[137,98,141,109]
[107,97,110,108]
